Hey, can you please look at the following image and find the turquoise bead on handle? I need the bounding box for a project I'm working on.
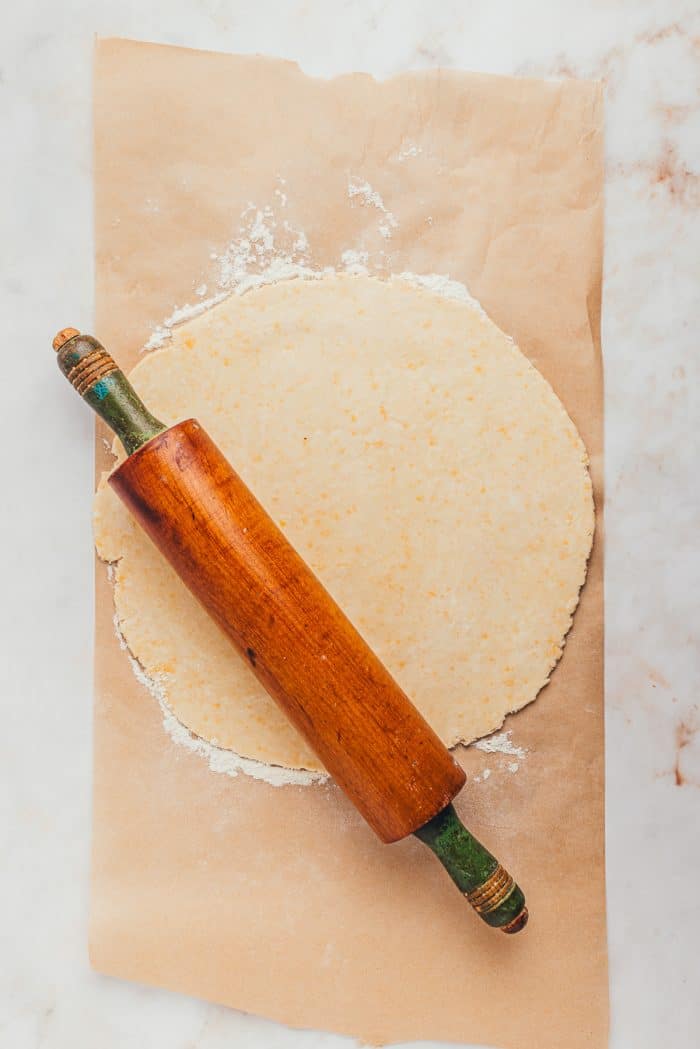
[53,328,528,934]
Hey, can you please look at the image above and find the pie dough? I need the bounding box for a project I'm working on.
[94,274,594,772]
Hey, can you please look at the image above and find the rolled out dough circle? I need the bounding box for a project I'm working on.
[94,274,594,772]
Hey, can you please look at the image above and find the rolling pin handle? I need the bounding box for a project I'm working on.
[414,803,528,933]
[53,328,165,454]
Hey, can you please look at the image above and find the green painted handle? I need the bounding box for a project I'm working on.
[414,804,528,933]
[54,329,165,454]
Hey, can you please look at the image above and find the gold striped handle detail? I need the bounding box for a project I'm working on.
[466,864,515,915]
[66,348,119,396]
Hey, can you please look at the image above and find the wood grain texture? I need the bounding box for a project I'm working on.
[109,419,466,841]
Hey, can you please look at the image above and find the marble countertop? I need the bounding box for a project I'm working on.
[2,2,698,1047]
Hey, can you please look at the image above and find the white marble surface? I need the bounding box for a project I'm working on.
[2,2,699,1047]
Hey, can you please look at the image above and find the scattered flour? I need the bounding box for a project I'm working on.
[347,176,398,238]
[341,248,369,275]
[473,767,492,784]
[397,144,422,160]
[395,272,486,317]
[471,731,527,782]
[112,601,326,786]
[161,703,327,786]
[473,730,527,760]
[142,198,313,352]
[143,294,229,350]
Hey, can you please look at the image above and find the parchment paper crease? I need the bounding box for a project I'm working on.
[91,37,607,1049]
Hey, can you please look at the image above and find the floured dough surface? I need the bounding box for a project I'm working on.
[94,275,594,772]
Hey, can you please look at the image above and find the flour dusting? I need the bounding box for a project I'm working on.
[161,704,327,786]
[395,272,487,317]
[397,144,422,160]
[347,176,398,238]
[470,730,527,781]
[341,248,369,275]
[473,767,492,784]
[143,197,315,352]
[111,598,326,786]
[473,730,527,760]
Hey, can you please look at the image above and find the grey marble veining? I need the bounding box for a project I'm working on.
[2,2,698,1047]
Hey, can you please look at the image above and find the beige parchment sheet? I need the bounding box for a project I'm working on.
[91,38,607,1049]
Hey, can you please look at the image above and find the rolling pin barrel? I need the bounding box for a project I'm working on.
[110,418,466,842]
[53,329,527,933]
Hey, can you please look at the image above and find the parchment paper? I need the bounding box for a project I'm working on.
[91,38,607,1048]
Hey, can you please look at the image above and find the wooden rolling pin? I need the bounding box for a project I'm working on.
[54,327,528,934]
